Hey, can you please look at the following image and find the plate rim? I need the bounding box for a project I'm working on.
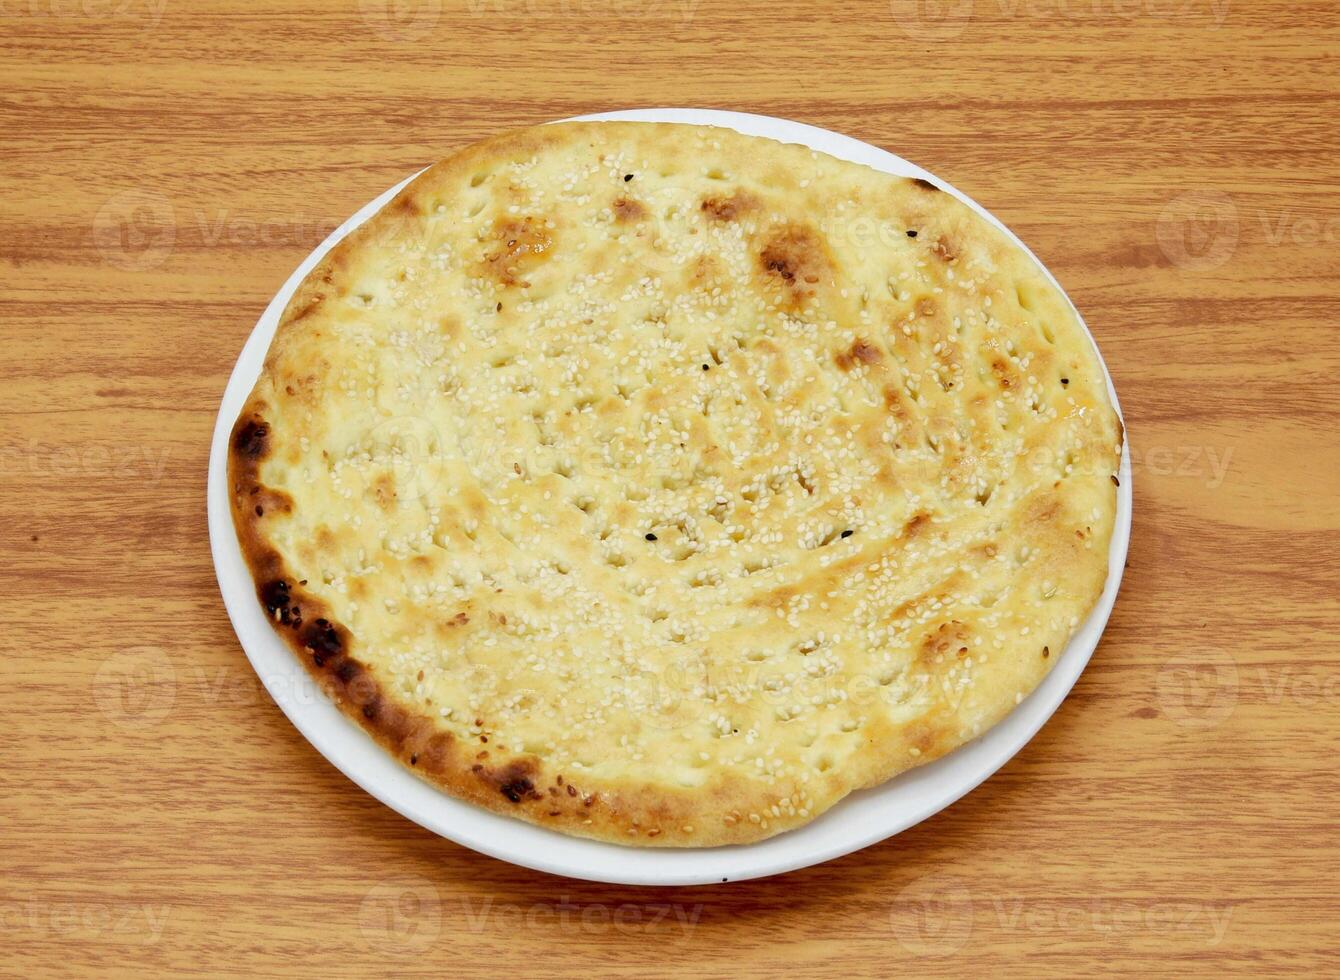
[207,107,1132,886]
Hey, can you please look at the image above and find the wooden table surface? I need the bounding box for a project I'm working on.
[3,1,1337,976]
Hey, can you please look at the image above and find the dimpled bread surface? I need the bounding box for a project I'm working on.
[229,121,1122,845]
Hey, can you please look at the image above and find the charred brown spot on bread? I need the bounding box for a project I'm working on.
[285,296,324,325]
[371,472,396,510]
[689,254,723,289]
[391,193,424,218]
[245,546,360,676]
[373,698,417,744]
[302,618,344,667]
[911,177,939,192]
[233,418,270,460]
[1028,494,1062,524]
[251,487,292,519]
[479,759,542,804]
[500,776,536,803]
[419,732,452,771]
[882,386,912,425]
[932,236,959,263]
[905,720,941,755]
[481,215,552,287]
[917,297,937,318]
[260,578,296,625]
[835,338,881,371]
[747,584,794,611]
[313,525,337,552]
[334,658,361,684]
[904,512,931,537]
[990,356,1018,389]
[919,620,972,667]
[758,224,829,306]
[612,196,645,223]
[760,226,819,282]
[700,191,759,222]
[852,339,881,365]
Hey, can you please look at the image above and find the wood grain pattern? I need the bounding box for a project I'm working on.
[1,1,1336,976]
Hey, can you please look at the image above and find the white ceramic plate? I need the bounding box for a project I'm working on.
[208,108,1131,886]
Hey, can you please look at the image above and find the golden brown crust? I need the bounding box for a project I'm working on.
[230,404,731,843]
[228,121,1121,846]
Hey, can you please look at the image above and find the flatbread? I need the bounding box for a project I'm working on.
[229,121,1122,846]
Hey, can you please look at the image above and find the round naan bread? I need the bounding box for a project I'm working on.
[229,121,1122,845]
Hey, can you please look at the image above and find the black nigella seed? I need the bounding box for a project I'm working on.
[840,529,853,538]
[1061,377,1069,385]
[624,174,634,181]
[645,532,657,541]
[702,364,710,371]
[906,230,918,238]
